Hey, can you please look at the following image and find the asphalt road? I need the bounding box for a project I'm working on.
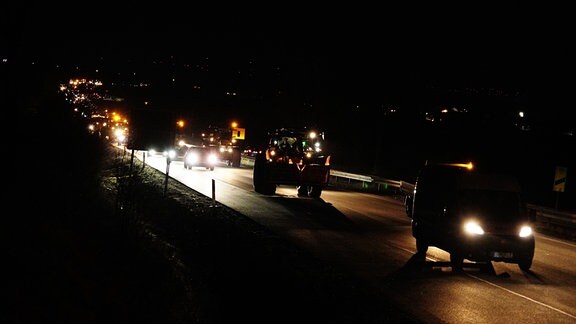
[138,152,576,323]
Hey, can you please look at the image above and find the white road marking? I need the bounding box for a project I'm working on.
[398,246,576,320]
[467,273,576,320]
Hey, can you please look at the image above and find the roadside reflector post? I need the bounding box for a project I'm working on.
[142,151,146,170]
[164,158,171,196]
[211,179,216,207]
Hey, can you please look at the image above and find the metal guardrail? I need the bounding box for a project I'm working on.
[527,204,576,241]
[330,170,373,183]
[328,170,401,192]
[328,170,419,195]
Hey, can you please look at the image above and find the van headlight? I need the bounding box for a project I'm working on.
[464,220,485,235]
[519,225,533,237]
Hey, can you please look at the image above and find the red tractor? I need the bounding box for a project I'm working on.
[253,128,331,198]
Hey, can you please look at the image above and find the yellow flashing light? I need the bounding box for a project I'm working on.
[442,162,474,170]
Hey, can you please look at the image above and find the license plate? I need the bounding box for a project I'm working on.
[492,251,513,258]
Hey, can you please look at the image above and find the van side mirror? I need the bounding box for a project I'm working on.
[404,195,413,217]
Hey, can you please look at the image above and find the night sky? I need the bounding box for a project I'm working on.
[9,2,573,93]
[9,2,574,129]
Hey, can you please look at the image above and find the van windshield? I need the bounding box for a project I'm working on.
[455,189,522,221]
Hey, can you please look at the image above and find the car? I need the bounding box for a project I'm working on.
[408,162,535,271]
[183,145,218,171]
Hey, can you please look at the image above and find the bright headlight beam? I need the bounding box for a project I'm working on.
[519,225,533,237]
[464,220,484,235]
[208,154,217,164]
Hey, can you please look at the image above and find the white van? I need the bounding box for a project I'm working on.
[408,162,535,271]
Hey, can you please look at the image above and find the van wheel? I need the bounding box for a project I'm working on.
[450,253,464,272]
[415,238,428,255]
[518,258,532,271]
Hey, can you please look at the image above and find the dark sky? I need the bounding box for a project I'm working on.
[7,1,574,118]
[9,2,572,72]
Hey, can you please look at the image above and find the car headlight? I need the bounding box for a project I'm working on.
[464,220,484,235]
[208,154,218,164]
[166,149,177,159]
[519,225,532,237]
[187,153,199,164]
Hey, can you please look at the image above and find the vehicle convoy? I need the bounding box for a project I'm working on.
[252,128,331,198]
[406,162,535,271]
[148,120,246,167]
[200,122,245,167]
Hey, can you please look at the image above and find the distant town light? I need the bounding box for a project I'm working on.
[519,111,524,118]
